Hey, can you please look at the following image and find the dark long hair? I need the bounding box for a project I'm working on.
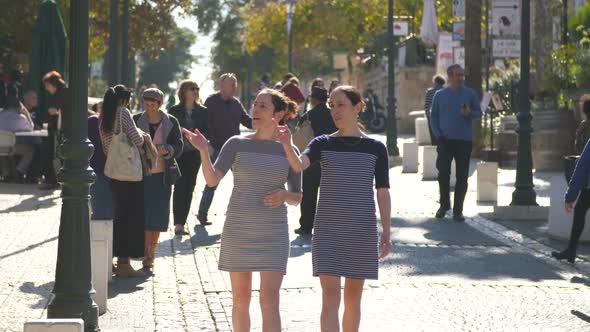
[100,85,131,134]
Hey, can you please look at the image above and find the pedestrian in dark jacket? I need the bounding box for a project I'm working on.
[39,71,66,190]
[168,79,208,235]
[552,139,590,264]
[197,73,252,225]
[133,87,183,271]
[295,86,337,235]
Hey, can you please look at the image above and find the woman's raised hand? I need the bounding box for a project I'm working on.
[182,128,209,152]
[273,119,292,146]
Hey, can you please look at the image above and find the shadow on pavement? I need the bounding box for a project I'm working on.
[571,276,590,287]
[289,235,312,258]
[0,195,59,214]
[108,276,149,299]
[0,236,57,260]
[191,225,221,247]
[381,247,565,282]
[19,281,53,309]
[571,310,590,323]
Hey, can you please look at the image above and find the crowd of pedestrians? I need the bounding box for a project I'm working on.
[3,63,590,330]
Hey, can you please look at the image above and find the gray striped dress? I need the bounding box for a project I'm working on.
[214,136,302,273]
[303,135,390,280]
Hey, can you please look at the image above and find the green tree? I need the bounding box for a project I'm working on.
[137,27,196,90]
[0,0,193,64]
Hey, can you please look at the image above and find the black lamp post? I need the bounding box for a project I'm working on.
[46,0,98,331]
[108,0,119,86]
[511,0,537,206]
[287,0,295,73]
[121,0,130,87]
[386,0,400,157]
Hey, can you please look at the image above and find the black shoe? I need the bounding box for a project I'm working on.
[435,208,449,219]
[452,213,465,222]
[294,227,312,235]
[197,215,212,226]
[174,228,190,236]
[551,249,576,264]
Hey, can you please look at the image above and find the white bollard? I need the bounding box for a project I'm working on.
[402,142,419,173]
[477,162,498,203]
[422,145,438,180]
[415,117,431,145]
[24,319,84,332]
[90,219,113,315]
[548,176,590,241]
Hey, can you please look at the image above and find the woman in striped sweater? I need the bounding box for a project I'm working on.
[99,85,146,278]
[183,89,302,332]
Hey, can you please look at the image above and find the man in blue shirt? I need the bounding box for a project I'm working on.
[430,64,482,221]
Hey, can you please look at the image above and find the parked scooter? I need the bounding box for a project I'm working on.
[361,87,386,133]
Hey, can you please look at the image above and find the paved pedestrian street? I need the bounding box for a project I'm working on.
[0,136,589,331]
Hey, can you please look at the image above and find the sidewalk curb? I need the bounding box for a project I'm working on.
[468,215,590,277]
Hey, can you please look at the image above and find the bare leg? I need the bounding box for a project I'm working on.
[230,272,252,332]
[342,278,364,332]
[320,275,341,332]
[259,272,284,332]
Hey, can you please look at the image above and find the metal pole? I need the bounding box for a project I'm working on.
[46,0,99,330]
[108,0,119,85]
[386,0,400,156]
[121,0,130,86]
[511,0,537,206]
[287,0,295,73]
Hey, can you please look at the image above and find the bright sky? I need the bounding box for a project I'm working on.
[174,11,216,98]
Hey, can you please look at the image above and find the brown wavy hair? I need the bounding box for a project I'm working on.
[42,71,65,89]
[258,88,298,121]
[177,79,202,107]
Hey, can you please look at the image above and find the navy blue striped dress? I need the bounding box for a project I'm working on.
[303,135,390,280]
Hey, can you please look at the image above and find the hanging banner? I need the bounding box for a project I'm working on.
[452,0,465,17]
[492,0,520,37]
[436,32,461,76]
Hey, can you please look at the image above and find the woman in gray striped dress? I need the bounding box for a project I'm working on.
[183,89,302,332]
[278,85,392,332]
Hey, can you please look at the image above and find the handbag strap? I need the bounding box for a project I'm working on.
[115,108,124,135]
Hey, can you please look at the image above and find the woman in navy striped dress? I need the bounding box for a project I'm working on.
[183,89,302,332]
[278,85,392,332]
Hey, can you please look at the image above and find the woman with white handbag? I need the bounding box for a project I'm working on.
[99,85,146,278]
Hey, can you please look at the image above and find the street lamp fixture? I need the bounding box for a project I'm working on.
[286,0,295,73]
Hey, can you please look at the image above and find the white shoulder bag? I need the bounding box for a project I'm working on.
[104,108,142,182]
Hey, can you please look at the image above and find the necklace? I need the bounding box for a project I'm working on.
[337,136,363,147]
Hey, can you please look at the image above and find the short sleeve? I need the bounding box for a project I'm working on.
[374,141,390,189]
[213,136,240,174]
[286,146,302,193]
[303,135,326,165]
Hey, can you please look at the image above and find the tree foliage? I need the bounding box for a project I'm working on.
[137,26,196,90]
[0,0,193,64]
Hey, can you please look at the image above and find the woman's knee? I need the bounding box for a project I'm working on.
[259,288,280,310]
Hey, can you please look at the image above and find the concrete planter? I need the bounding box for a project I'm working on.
[496,111,576,171]
[531,110,576,171]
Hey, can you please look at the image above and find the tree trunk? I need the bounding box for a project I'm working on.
[465,0,483,154]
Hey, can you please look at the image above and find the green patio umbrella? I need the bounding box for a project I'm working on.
[26,0,67,124]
